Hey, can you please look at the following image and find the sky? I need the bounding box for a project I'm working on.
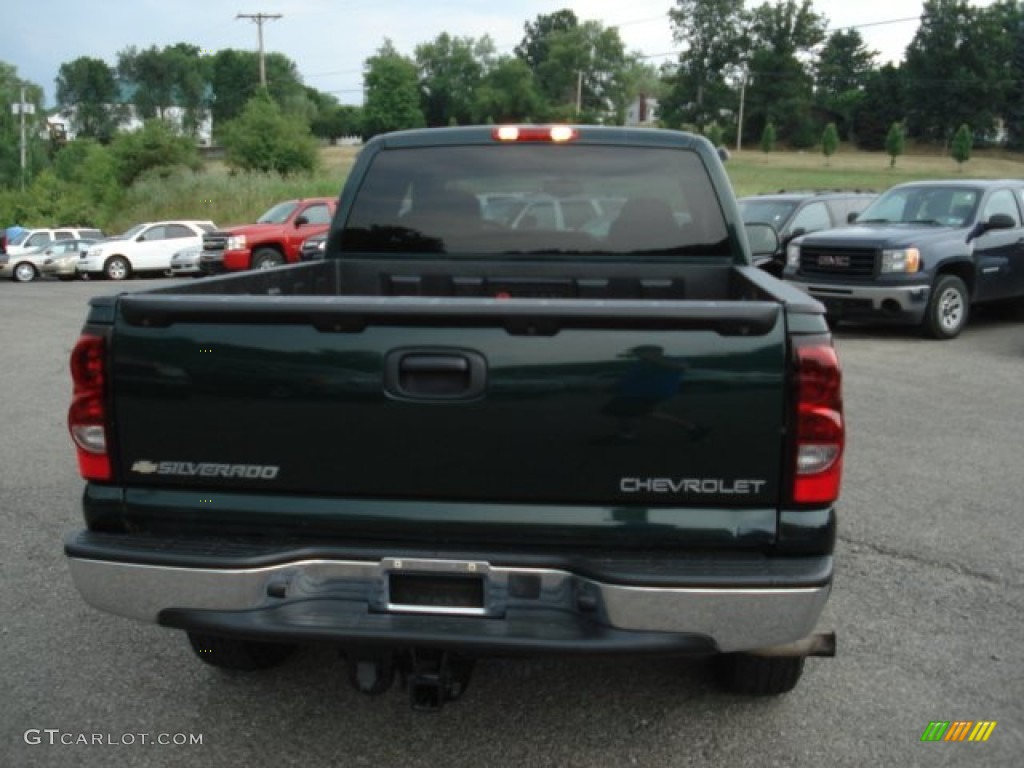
[6,0,1001,107]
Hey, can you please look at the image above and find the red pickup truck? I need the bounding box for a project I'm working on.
[199,197,336,274]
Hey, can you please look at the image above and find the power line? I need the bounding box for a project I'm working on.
[236,12,283,88]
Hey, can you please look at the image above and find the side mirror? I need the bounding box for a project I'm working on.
[984,213,1015,232]
[847,211,859,223]
[782,227,806,246]
[745,222,779,259]
[294,215,309,227]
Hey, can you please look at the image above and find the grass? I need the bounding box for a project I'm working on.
[105,145,361,233]
[105,142,1024,231]
[725,143,1024,197]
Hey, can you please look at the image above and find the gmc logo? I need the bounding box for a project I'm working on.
[818,254,850,267]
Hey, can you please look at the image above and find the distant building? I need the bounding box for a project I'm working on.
[625,94,659,127]
[50,80,213,146]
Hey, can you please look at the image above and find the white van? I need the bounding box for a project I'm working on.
[6,227,105,256]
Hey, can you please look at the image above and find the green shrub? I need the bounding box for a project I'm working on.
[109,120,202,187]
[220,93,319,176]
[951,124,972,169]
[821,123,839,165]
[885,123,905,168]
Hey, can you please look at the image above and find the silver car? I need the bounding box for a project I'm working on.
[2,239,98,282]
[169,244,202,276]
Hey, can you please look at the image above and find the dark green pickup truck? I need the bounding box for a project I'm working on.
[66,126,843,709]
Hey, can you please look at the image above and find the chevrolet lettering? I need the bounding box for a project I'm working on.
[619,478,768,494]
[65,125,843,710]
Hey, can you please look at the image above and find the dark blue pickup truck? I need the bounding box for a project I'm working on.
[64,126,842,709]
[784,179,1024,338]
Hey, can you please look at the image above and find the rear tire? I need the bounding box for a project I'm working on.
[13,262,37,282]
[923,274,968,339]
[251,248,283,270]
[715,653,805,695]
[187,632,296,671]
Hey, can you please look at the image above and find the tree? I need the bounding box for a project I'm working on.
[117,46,175,120]
[416,34,491,126]
[761,122,776,152]
[903,0,1002,143]
[209,49,259,127]
[854,64,909,150]
[885,122,905,168]
[220,93,318,175]
[55,57,120,142]
[815,30,876,140]
[208,49,308,132]
[473,56,543,123]
[663,0,746,131]
[745,0,828,147]
[951,123,972,169]
[533,21,631,120]
[362,41,426,138]
[516,10,579,71]
[1005,8,1024,148]
[51,139,120,213]
[312,103,363,144]
[163,43,210,138]
[821,122,838,165]
[108,119,202,186]
[116,44,212,138]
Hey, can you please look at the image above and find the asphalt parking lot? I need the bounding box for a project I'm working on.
[1,276,1021,767]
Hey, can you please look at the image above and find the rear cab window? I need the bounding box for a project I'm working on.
[341,144,730,257]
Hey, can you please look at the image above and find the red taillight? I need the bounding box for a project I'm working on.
[793,342,843,504]
[69,334,111,481]
[492,125,578,143]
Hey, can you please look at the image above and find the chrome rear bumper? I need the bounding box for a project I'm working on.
[68,553,831,654]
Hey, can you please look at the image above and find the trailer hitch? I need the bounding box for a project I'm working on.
[402,648,475,712]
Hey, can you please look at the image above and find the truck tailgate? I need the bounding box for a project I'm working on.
[111,296,786,507]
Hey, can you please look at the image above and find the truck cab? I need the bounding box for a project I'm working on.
[200,197,336,274]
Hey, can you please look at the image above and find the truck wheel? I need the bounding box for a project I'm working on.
[251,248,283,270]
[715,653,805,695]
[104,256,131,281]
[187,631,296,671]
[13,262,38,282]
[923,274,968,339]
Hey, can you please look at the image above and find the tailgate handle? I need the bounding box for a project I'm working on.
[385,350,487,401]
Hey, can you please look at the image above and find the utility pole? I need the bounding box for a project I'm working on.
[11,85,35,192]
[736,71,749,153]
[236,12,282,88]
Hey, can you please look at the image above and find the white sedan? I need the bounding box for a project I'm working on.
[78,221,216,280]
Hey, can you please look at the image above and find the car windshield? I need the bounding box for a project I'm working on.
[9,231,31,246]
[738,200,798,229]
[341,144,730,257]
[119,224,147,240]
[257,201,299,224]
[858,186,979,226]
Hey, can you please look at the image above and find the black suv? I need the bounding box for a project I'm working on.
[783,179,1024,339]
[738,191,875,276]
